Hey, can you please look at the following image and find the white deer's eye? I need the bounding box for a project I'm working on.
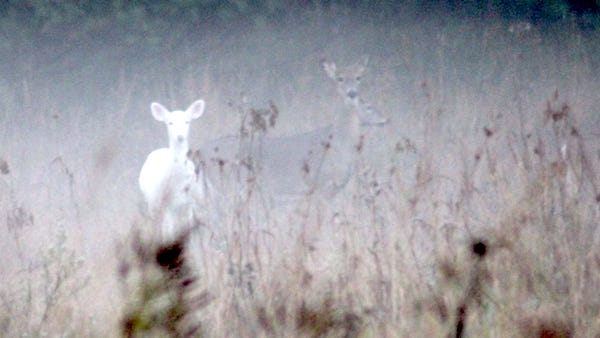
[336,76,344,82]
[356,76,361,82]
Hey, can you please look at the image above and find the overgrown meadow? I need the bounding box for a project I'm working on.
[0,3,599,337]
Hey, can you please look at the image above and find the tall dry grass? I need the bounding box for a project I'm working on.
[0,5,598,337]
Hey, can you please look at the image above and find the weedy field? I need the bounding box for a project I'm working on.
[0,4,599,337]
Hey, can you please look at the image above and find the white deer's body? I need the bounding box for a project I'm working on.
[139,100,206,241]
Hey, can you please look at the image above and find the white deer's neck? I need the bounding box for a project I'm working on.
[169,140,189,164]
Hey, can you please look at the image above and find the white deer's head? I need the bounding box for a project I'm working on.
[151,100,206,151]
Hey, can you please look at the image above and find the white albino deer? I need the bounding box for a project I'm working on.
[139,99,206,241]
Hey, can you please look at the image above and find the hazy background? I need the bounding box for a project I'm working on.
[0,1,598,336]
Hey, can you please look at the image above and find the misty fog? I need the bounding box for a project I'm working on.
[0,2,598,336]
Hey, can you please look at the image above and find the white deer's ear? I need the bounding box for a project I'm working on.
[322,61,337,80]
[187,99,205,119]
[151,102,169,122]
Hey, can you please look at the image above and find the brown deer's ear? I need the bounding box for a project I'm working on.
[361,55,370,68]
[322,60,337,80]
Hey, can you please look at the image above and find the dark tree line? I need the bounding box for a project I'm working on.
[0,0,597,75]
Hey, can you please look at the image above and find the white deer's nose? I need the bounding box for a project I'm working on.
[177,135,184,142]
